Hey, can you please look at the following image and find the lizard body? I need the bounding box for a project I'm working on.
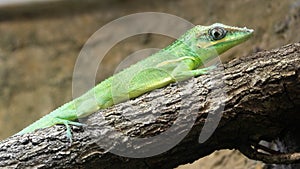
[16,23,253,140]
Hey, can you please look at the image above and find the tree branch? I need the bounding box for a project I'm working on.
[239,143,300,164]
[0,43,299,169]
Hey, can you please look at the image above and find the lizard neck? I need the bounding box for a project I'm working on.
[163,38,199,58]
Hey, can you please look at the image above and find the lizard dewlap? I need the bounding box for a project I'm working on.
[16,23,253,141]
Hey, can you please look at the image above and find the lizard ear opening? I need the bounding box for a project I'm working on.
[208,27,227,41]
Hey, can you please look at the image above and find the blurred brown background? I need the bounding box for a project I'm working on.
[0,0,300,168]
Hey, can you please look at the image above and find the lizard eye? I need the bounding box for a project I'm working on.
[209,27,227,40]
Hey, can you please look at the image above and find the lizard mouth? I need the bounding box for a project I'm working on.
[222,29,253,44]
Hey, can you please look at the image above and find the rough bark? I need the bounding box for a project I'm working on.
[0,43,299,169]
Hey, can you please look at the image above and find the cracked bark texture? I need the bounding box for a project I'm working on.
[0,43,299,169]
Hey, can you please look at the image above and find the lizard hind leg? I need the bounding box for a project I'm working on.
[54,118,85,142]
[45,105,87,142]
[61,119,84,142]
[16,110,84,143]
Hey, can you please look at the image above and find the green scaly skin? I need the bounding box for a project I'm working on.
[16,23,253,141]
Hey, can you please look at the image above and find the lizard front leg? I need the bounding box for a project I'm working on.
[172,65,216,81]
[169,57,216,81]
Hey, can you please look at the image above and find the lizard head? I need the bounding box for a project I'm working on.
[187,23,253,63]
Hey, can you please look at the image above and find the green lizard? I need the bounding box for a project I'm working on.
[16,23,253,140]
